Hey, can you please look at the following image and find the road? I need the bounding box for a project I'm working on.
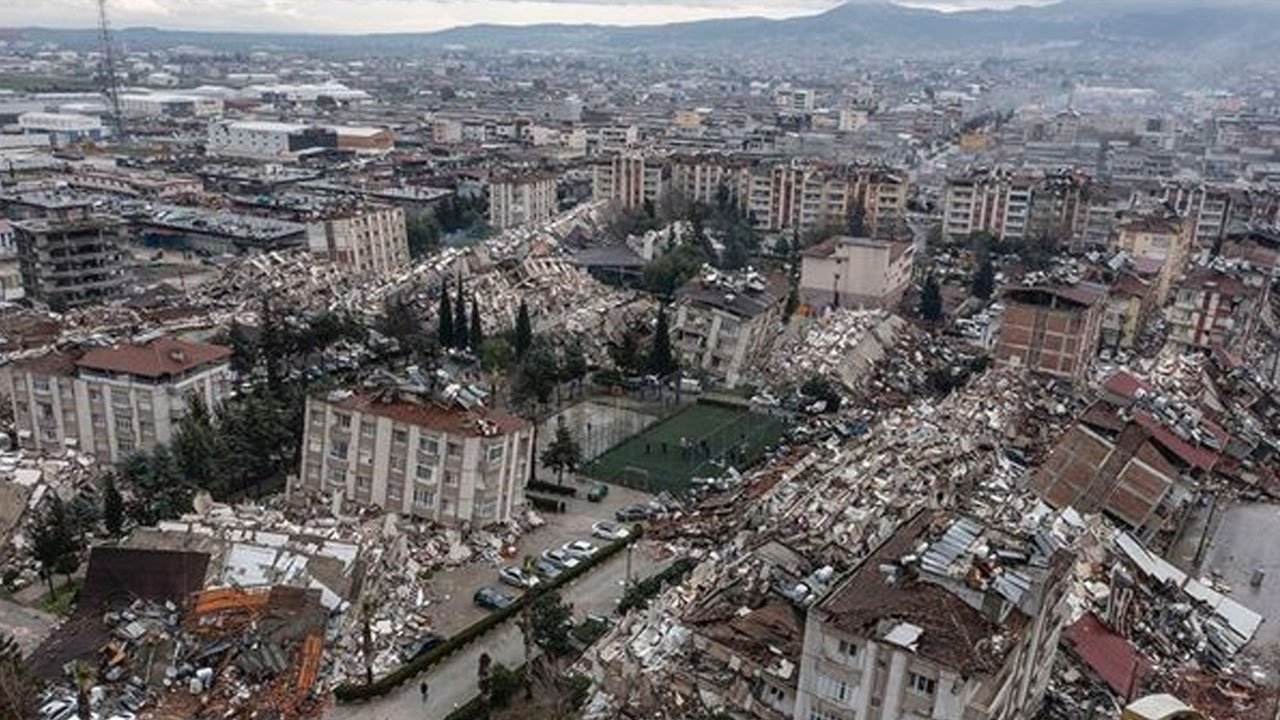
[329,540,665,720]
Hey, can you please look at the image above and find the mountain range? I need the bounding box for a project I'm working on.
[6,0,1279,63]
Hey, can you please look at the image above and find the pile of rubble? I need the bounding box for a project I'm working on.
[754,310,907,392]
[0,449,104,589]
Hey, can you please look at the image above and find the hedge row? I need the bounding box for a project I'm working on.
[334,525,642,702]
[617,557,697,615]
[526,480,577,497]
[527,495,567,513]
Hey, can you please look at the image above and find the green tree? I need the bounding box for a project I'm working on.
[515,339,559,405]
[469,297,483,350]
[785,280,801,318]
[972,251,995,300]
[487,663,522,709]
[540,419,582,485]
[920,272,944,322]
[647,307,677,377]
[173,393,222,494]
[64,493,99,545]
[514,300,533,360]
[560,340,588,385]
[437,288,453,349]
[481,337,514,374]
[406,213,442,258]
[101,474,124,537]
[453,278,469,350]
[257,295,287,392]
[847,201,867,237]
[529,591,575,657]
[608,327,645,375]
[30,496,80,594]
[227,319,257,377]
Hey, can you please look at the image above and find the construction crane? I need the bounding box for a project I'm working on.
[95,0,125,141]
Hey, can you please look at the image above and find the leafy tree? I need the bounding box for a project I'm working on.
[378,295,427,358]
[647,307,677,377]
[920,272,944,322]
[405,213,442,258]
[437,288,453,349]
[722,237,750,269]
[785,280,801,318]
[65,493,99,545]
[608,327,645,375]
[514,300,533,360]
[257,295,286,392]
[972,250,995,300]
[560,341,588,384]
[30,496,80,594]
[173,393,222,493]
[469,297,483,350]
[453,278,469,350]
[800,376,842,413]
[227,319,257,377]
[540,419,582,485]
[481,337,514,374]
[529,592,575,657]
[101,474,124,537]
[515,339,559,405]
[487,663,522,709]
[847,201,867,237]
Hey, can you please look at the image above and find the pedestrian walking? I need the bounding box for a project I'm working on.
[420,681,429,704]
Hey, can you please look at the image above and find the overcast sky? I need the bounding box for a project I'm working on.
[4,0,1058,34]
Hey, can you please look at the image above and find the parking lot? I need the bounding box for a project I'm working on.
[420,477,658,636]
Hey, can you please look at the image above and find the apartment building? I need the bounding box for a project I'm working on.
[297,391,534,526]
[943,168,1036,243]
[6,336,232,462]
[1114,212,1192,305]
[800,236,915,311]
[794,512,1071,720]
[489,172,558,230]
[592,153,668,210]
[7,191,128,309]
[1159,182,1237,249]
[1167,267,1255,352]
[306,204,410,278]
[672,271,787,388]
[995,283,1107,382]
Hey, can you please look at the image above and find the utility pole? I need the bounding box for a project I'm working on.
[96,0,126,142]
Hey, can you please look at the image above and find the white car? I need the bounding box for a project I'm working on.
[499,566,541,589]
[562,540,599,559]
[541,548,582,569]
[591,521,630,541]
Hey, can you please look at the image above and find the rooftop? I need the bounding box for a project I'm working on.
[76,336,232,379]
[328,392,529,438]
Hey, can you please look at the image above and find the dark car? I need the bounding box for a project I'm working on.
[533,558,564,581]
[399,632,446,662]
[474,586,517,611]
[587,483,609,502]
[615,504,650,522]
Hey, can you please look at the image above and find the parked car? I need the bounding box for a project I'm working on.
[399,631,446,662]
[498,566,541,589]
[562,540,599,559]
[587,483,609,502]
[533,558,564,580]
[615,504,651,522]
[474,586,516,610]
[591,521,630,541]
[542,548,583,569]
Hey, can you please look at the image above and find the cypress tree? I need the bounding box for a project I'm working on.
[470,296,483,350]
[438,288,453,348]
[454,277,469,349]
[514,300,532,360]
[647,307,676,376]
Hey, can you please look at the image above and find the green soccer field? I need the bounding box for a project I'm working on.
[583,401,785,493]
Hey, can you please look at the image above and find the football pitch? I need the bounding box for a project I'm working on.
[583,400,784,493]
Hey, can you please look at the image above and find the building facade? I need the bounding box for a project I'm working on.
[793,512,1071,720]
[672,272,787,388]
[18,112,106,146]
[306,205,410,278]
[6,336,232,462]
[13,198,128,309]
[1167,268,1255,352]
[995,284,1107,382]
[800,236,915,311]
[489,172,558,230]
[297,392,534,526]
[1114,213,1192,305]
[592,153,667,210]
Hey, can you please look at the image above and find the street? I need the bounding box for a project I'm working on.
[329,538,665,720]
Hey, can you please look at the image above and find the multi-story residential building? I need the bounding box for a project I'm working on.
[943,167,1036,243]
[1114,212,1192,305]
[800,236,915,311]
[592,153,667,210]
[296,390,534,526]
[1166,267,1256,352]
[793,511,1071,720]
[672,271,787,388]
[1101,272,1157,351]
[489,172,558,230]
[776,88,816,114]
[306,204,410,278]
[6,191,129,309]
[1159,182,1236,249]
[995,283,1107,382]
[6,336,232,462]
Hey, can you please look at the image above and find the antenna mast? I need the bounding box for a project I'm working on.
[96,0,125,141]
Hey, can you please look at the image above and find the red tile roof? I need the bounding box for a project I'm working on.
[1134,410,1219,472]
[332,393,529,438]
[1103,371,1157,402]
[76,337,232,379]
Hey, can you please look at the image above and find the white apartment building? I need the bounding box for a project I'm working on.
[6,336,233,462]
[296,392,534,526]
[943,169,1036,243]
[592,153,668,211]
[306,205,410,278]
[800,236,915,311]
[489,172,558,230]
[18,112,106,146]
[794,513,1070,720]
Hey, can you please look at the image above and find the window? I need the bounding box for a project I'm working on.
[356,476,371,491]
[390,454,406,472]
[416,463,434,481]
[446,442,461,458]
[330,439,349,460]
[420,437,440,457]
[475,498,497,518]
[32,377,50,392]
[413,486,435,507]
[360,421,375,438]
[837,639,857,660]
[444,471,457,487]
[487,444,505,463]
[816,674,850,705]
[327,466,345,485]
[335,413,351,429]
[117,436,135,455]
[392,429,408,445]
[809,711,840,720]
[387,483,403,501]
[908,672,937,695]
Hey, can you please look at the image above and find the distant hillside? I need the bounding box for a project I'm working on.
[7,0,1280,64]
